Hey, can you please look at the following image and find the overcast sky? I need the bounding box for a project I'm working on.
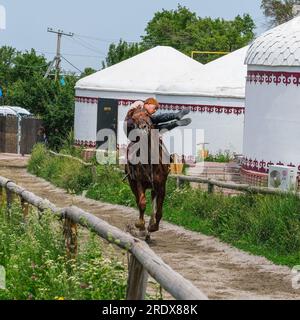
[0,0,267,72]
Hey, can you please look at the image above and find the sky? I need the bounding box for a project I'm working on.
[0,0,267,73]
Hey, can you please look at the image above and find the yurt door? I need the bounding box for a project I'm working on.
[97,98,118,149]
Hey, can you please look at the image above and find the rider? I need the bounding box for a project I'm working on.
[124,97,192,137]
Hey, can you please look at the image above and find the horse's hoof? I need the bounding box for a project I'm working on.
[135,220,146,231]
[148,224,159,233]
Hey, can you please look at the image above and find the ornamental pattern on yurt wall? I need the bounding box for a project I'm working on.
[242,157,300,174]
[247,71,300,86]
[74,140,97,148]
[75,96,98,104]
[75,97,245,115]
[118,99,244,115]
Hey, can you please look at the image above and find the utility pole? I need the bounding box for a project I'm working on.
[44,28,74,80]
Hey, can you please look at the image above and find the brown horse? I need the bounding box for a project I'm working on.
[125,109,171,239]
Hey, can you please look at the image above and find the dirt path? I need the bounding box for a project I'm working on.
[0,155,300,300]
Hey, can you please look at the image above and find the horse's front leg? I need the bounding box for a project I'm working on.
[134,183,147,231]
[148,186,166,233]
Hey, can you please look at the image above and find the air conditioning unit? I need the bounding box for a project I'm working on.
[268,165,298,191]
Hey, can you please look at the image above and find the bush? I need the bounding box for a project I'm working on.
[28,144,92,194]
[0,203,127,300]
[204,150,233,163]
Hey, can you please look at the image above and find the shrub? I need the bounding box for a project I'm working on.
[0,203,127,300]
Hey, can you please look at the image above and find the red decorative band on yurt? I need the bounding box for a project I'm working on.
[74,140,97,148]
[242,157,300,174]
[118,99,244,115]
[75,96,98,104]
[246,70,300,86]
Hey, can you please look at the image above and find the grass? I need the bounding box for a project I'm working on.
[27,144,300,267]
[204,150,233,163]
[0,201,128,300]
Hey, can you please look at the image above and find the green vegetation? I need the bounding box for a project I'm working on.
[0,202,127,300]
[28,145,300,267]
[204,151,233,163]
[261,0,299,26]
[0,47,79,150]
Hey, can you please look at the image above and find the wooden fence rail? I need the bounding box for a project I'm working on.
[174,175,300,197]
[0,175,208,301]
[49,151,298,197]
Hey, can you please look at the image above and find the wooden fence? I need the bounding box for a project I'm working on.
[174,175,300,197]
[0,175,208,301]
[0,115,43,154]
[49,151,299,197]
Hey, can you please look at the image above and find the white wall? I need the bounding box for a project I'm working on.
[74,101,98,142]
[74,89,245,156]
[243,66,300,167]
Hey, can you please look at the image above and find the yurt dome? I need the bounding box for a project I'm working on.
[245,16,300,67]
[242,16,300,186]
[157,46,248,99]
[76,46,204,94]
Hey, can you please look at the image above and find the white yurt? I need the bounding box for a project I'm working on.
[156,46,248,155]
[242,16,300,185]
[75,46,203,153]
[74,45,248,160]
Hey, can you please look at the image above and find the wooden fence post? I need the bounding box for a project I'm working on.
[20,197,29,220]
[208,182,215,194]
[176,176,183,189]
[63,216,78,259]
[91,165,97,183]
[126,254,149,300]
[5,187,14,215]
[0,186,4,207]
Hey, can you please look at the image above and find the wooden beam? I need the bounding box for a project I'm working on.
[126,254,149,300]
[0,176,208,300]
[63,216,78,259]
[64,206,208,300]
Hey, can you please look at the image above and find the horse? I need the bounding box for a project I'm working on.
[125,109,171,240]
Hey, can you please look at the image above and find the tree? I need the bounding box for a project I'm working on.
[0,46,80,149]
[81,67,96,77]
[102,40,145,68]
[142,5,198,50]
[103,5,256,65]
[261,0,300,26]
[142,5,255,63]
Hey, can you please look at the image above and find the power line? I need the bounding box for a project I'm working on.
[35,50,101,59]
[74,33,140,44]
[61,56,83,74]
[70,36,106,55]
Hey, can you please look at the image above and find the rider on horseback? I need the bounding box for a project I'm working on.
[125,98,192,136]
[124,98,192,236]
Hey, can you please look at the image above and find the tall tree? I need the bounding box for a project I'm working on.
[103,5,256,66]
[261,0,300,26]
[142,5,255,63]
[102,40,144,68]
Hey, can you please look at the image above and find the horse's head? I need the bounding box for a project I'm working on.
[132,110,153,135]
